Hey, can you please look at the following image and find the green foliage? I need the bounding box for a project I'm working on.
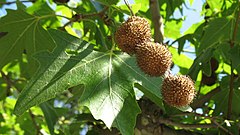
[0,0,240,134]
[0,8,55,73]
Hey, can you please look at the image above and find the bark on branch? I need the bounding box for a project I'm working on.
[191,86,221,109]
[159,117,217,129]
[149,0,164,43]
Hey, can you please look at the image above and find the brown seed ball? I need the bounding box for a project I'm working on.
[115,16,152,55]
[202,72,217,86]
[135,42,172,76]
[161,74,196,107]
[210,58,219,72]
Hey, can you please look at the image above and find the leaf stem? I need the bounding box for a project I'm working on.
[29,109,43,135]
[227,6,240,119]
[123,0,135,16]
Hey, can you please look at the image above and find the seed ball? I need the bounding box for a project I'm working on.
[115,16,152,55]
[210,58,219,72]
[202,72,217,86]
[135,42,172,76]
[161,74,196,107]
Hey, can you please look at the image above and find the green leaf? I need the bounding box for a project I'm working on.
[208,0,223,12]
[26,1,60,27]
[16,1,27,11]
[66,84,84,103]
[173,34,194,54]
[169,47,193,74]
[134,0,149,12]
[212,76,240,118]
[202,60,212,76]
[134,83,164,110]
[0,32,8,39]
[14,29,162,135]
[115,4,142,15]
[188,48,215,80]
[188,0,194,5]
[0,9,55,70]
[159,0,184,20]
[16,112,37,134]
[0,78,7,101]
[229,45,240,69]
[164,19,182,39]
[0,0,6,8]
[199,17,233,53]
[40,101,59,135]
[94,0,119,6]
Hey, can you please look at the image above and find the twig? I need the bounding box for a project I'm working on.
[149,0,164,43]
[29,109,43,135]
[212,120,234,135]
[123,0,134,16]
[170,112,234,135]
[197,79,203,99]
[61,7,109,29]
[1,71,20,92]
[230,7,240,48]
[227,66,234,119]
[159,117,217,129]
[191,86,221,109]
[227,6,240,119]
[170,45,195,53]
[1,71,11,91]
[0,0,35,5]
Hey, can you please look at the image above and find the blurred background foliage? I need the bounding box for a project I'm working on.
[0,0,240,134]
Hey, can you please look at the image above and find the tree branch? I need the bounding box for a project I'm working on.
[191,86,221,109]
[149,0,164,43]
[170,112,234,135]
[159,117,217,129]
[61,7,109,29]
[227,6,240,119]
[1,71,20,92]
[170,45,195,53]
[212,120,234,135]
[29,109,43,135]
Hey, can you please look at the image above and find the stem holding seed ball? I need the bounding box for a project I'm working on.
[124,0,135,16]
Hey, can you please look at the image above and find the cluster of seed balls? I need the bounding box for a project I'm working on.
[115,16,196,108]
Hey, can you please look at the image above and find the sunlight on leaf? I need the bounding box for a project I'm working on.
[13,29,162,135]
[0,9,55,71]
[177,105,193,112]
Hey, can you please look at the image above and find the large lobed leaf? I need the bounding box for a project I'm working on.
[188,16,236,80]
[13,29,163,135]
[0,9,55,70]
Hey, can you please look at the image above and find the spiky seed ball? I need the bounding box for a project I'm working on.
[115,16,152,55]
[135,42,172,76]
[210,58,219,72]
[161,75,196,107]
[202,72,217,86]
